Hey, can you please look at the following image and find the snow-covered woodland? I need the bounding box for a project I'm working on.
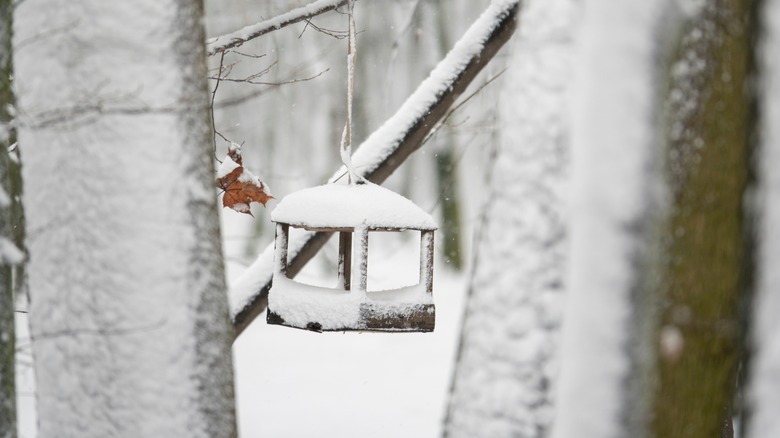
[4,0,780,437]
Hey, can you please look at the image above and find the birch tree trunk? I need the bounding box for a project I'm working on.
[444,0,574,436]
[13,1,237,437]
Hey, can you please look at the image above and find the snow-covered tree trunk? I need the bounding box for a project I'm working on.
[746,0,780,435]
[551,1,670,437]
[554,0,755,436]
[443,1,574,436]
[13,1,237,437]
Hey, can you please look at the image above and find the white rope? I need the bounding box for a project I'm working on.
[339,0,362,185]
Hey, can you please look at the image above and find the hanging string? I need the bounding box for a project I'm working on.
[339,0,361,185]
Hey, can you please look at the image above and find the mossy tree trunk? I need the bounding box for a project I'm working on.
[651,1,755,436]
[0,0,20,435]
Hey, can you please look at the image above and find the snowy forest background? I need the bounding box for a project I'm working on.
[4,0,780,437]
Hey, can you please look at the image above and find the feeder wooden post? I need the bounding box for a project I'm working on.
[421,230,434,295]
[274,223,289,278]
[338,231,352,290]
[354,226,369,293]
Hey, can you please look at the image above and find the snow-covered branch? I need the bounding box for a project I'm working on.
[229,0,520,339]
[206,0,349,56]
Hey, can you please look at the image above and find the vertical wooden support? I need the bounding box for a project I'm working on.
[274,223,289,278]
[420,230,434,295]
[338,231,352,290]
[354,226,369,293]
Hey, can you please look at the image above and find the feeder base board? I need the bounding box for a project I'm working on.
[266,303,435,333]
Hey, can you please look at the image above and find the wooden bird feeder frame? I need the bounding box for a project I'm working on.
[266,183,437,332]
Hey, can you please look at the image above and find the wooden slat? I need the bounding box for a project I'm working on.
[266,303,435,333]
[338,231,352,290]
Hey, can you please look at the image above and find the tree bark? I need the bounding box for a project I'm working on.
[651,1,755,436]
[0,0,19,434]
[14,0,237,436]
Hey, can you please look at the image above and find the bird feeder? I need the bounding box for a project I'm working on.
[266,181,437,332]
[266,1,436,332]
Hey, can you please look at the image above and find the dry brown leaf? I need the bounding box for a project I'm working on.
[217,144,272,215]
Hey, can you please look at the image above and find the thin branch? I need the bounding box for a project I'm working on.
[230,0,521,339]
[299,18,349,39]
[209,68,329,86]
[211,51,227,162]
[213,88,270,109]
[206,0,349,56]
[230,50,267,59]
[421,67,508,145]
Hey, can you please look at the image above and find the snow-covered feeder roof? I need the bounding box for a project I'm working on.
[271,182,438,231]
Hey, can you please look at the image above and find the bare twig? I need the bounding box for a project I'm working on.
[422,68,508,145]
[230,51,267,59]
[208,68,328,86]
[209,68,330,86]
[299,18,349,39]
[206,0,349,56]
[211,50,227,161]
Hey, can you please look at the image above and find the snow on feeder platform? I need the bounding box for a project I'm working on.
[267,181,437,332]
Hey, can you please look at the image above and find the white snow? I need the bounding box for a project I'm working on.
[0,237,24,265]
[271,182,437,230]
[268,276,431,330]
[551,1,668,437]
[746,0,780,435]
[216,155,240,179]
[270,276,363,328]
[233,262,468,438]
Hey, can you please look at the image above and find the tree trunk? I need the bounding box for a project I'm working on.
[745,0,780,436]
[651,1,754,436]
[551,1,670,436]
[444,0,573,436]
[0,0,19,434]
[14,1,237,436]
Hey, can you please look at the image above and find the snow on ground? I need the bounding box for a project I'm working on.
[230,232,468,437]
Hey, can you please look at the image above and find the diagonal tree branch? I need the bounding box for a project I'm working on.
[229,0,520,339]
[206,0,349,56]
